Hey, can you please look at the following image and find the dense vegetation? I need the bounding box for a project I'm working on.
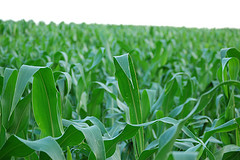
[0,20,240,160]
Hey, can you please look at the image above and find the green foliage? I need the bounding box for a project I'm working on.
[0,19,240,159]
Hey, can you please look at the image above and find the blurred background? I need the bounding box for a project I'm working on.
[0,0,239,28]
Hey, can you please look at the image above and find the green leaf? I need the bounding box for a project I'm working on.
[185,80,240,120]
[1,68,18,128]
[59,119,106,160]
[10,65,44,118]
[114,54,144,157]
[139,140,158,160]
[228,58,239,81]
[162,76,179,116]
[220,48,240,60]
[104,123,139,158]
[62,98,72,119]
[169,98,197,118]
[203,118,239,142]
[95,81,129,113]
[67,146,72,160]
[0,125,6,149]
[59,116,185,159]
[155,121,185,160]
[141,90,150,122]
[89,48,104,70]
[215,145,240,160]
[139,148,158,160]
[0,135,65,160]
[54,51,68,63]
[105,117,187,159]
[8,92,31,135]
[32,67,63,137]
[87,88,104,119]
[54,71,72,96]
[117,41,133,53]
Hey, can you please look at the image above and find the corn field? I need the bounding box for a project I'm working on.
[0,20,240,160]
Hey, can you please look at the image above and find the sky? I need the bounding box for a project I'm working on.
[0,0,239,29]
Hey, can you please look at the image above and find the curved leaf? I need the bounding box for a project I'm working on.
[10,65,43,118]
[0,135,65,160]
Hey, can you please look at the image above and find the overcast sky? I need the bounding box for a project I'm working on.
[0,0,239,29]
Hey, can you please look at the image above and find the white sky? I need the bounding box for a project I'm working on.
[0,0,239,29]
